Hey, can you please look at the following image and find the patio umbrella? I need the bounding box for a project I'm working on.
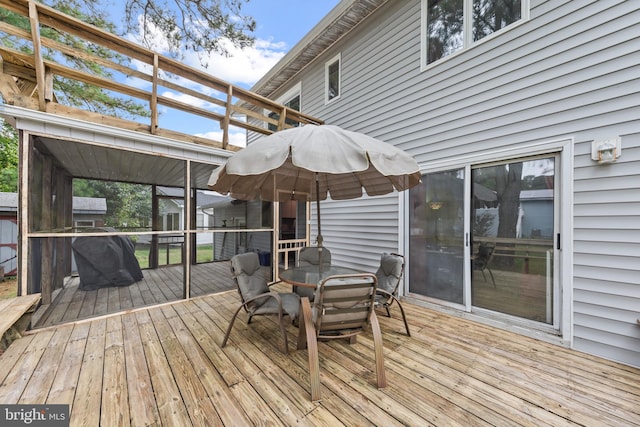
[208,124,421,247]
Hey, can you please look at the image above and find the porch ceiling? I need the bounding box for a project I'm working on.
[34,135,217,190]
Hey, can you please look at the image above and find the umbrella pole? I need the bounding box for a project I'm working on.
[315,174,323,248]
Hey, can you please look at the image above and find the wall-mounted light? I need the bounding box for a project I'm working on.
[591,137,621,164]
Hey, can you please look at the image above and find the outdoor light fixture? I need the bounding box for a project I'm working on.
[591,137,621,164]
[428,201,443,210]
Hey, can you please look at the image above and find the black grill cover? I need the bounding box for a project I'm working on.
[72,230,143,291]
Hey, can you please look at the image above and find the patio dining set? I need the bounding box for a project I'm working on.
[221,248,411,402]
[209,124,421,401]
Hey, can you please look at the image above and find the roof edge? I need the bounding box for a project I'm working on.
[251,0,388,97]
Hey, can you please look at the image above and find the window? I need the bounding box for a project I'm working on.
[422,0,526,66]
[325,53,341,103]
[74,220,95,228]
[268,83,301,132]
[164,212,180,231]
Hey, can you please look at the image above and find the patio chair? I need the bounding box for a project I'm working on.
[222,252,300,354]
[297,273,386,401]
[474,243,496,287]
[374,253,410,336]
[295,246,332,301]
[298,246,332,267]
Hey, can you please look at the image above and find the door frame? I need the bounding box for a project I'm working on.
[403,138,573,344]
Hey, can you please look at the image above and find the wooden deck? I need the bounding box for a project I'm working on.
[32,262,266,329]
[1,283,638,426]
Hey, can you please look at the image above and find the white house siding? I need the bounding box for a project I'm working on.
[263,0,640,365]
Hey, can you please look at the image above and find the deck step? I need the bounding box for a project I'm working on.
[0,294,41,354]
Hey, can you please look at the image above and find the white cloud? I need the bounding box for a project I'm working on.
[160,90,225,114]
[189,38,287,86]
[196,130,247,148]
[126,18,287,88]
[121,17,283,138]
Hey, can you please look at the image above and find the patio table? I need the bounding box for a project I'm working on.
[279,265,366,288]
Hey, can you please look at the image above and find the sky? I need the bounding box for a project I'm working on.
[135,1,342,86]
[118,0,342,144]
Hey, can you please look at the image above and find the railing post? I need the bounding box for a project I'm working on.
[27,1,46,110]
[151,54,159,134]
[222,85,232,149]
[278,106,287,130]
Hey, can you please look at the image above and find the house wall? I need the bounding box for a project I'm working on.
[0,215,18,275]
[267,0,640,365]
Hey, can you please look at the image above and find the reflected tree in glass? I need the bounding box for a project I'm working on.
[473,0,522,42]
[426,0,464,63]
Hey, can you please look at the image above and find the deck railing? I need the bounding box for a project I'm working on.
[0,0,323,151]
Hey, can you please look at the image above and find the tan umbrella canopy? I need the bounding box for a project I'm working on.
[208,124,421,246]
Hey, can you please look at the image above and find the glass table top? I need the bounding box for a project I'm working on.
[278,265,366,288]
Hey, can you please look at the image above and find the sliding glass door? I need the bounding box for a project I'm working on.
[409,169,465,304]
[409,156,559,326]
[471,157,557,324]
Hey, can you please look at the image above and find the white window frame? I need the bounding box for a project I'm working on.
[265,82,302,131]
[325,53,341,104]
[74,219,95,228]
[420,0,530,70]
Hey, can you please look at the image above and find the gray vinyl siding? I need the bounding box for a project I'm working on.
[310,194,401,272]
[265,0,640,365]
[573,134,640,366]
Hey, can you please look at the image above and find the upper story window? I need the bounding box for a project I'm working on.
[422,0,527,66]
[325,53,341,103]
[268,83,301,132]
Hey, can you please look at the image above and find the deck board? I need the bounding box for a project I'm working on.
[0,294,41,338]
[33,262,242,329]
[1,282,639,426]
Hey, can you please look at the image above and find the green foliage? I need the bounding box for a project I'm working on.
[123,0,256,62]
[0,122,18,192]
[1,0,256,65]
[74,179,152,229]
[0,0,256,191]
[0,122,18,169]
[0,166,18,193]
[1,2,148,120]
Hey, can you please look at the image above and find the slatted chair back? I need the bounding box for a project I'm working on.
[313,274,376,338]
[297,273,386,401]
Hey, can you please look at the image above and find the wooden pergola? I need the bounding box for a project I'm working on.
[0,0,323,305]
[0,0,322,148]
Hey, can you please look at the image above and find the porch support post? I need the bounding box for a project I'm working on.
[183,160,191,299]
[18,131,29,296]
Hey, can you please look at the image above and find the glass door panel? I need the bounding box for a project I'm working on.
[409,169,465,304]
[471,157,556,324]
